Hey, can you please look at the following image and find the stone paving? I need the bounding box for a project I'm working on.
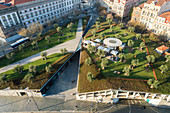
[0,19,83,74]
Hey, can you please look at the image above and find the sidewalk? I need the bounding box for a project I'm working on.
[0,19,83,74]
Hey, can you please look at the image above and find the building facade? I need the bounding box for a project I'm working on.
[0,0,81,42]
[101,0,146,17]
[131,0,170,39]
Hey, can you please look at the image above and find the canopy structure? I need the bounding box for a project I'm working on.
[103,48,110,53]
[95,39,101,43]
[110,50,118,56]
[97,46,104,50]
[84,40,91,44]
[91,42,97,47]
[103,38,122,48]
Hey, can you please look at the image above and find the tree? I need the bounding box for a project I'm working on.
[146,55,155,65]
[0,73,7,83]
[45,36,50,43]
[84,19,87,25]
[140,42,145,51]
[19,44,25,52]
[57,27,62,33]
[91,29,97,38]
[97,49,103,58]
[67,22,74,32]
[106,17,113,25]
[101,58,108,69]
[85,57,93,66]
[87,44,93,53]
[131,59,139,68]
[6,52,15,61]
[22,72,34,83]
[45,64,53,73]
[149,33,160,41]
[31,41,38,50]
[165,55,170,62]
[96,24,100,31]
[91,46,96,53]
[95,21,100,26]
[41,52,48,60]
[87,72,94,82]
[100,33,105,39]
[118,53,125,62]
[60,48,68,55]
[54,24,58,29]
[110,25,114,32]
[159,65,168,73]
[128,27,135,33]
[136,34,141,40]
[122,66,131,76]
[119,23,124,28]
[29,65,37,75]
[128,40,134,48]
[147,79,159,89]
[13,65,24,74]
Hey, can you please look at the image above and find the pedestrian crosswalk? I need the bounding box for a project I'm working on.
[126,99,148,106]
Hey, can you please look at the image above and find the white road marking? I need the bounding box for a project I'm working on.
[150,107,159,113]
[131,100,134,104]
[128,100,131,113]
[134,100,137,104]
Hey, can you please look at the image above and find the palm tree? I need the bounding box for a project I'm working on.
[45,64,53,73]
[140,42,145,51]
[106,17,112,25]
[19,44,25,52]
[22,72,34,83]
[57,27,62,33]
[31,41,38,50]
[96,24,100,31]
[85,57,93,66]
[131,59,139,68]
[115,34,122,39]
[13,65,24,74]
[136,33,141,40]
[6,52,15,61]
[37,33,41,39]
[118,53,125,62]
[147,79,159,89]
[87,72,93,82]
[40,52,48,60]
[122,66,131,76]
[95,21,100,26]
[128,40,134,48]
[128,27,135,33]
[146,55,155,65]
[101,58,108,69]
[91,29,97,38]
[29,65,37,75]
[165,55,170,62]
[159,65,168,73]
[45,36,50,43]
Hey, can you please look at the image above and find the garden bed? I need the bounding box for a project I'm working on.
[0,53,72,89]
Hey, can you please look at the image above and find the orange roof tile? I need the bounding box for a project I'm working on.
[138,3,144,8]
[159,11,170,23]
[156,45,169,51]
[146,0,170,6]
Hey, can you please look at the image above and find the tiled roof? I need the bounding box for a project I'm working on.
[0,0,36,9]
[156,45,169,51]
[146,0,170,6]
[138,3,144,8]
[159,11,170,23]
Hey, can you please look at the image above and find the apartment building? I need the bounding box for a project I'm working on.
[101,0,144,17]
[0,0,81,42]
[131,0,170,39]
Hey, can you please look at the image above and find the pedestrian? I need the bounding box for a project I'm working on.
[143,106,146,109]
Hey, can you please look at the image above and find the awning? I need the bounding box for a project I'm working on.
[95,39,101,43]
[97,46,104,50]
[103,48,110,52]
[110,50,118,55]
[84,40,91,44]
[91,42,97,46]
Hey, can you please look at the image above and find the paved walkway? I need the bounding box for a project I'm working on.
[0,19,83,73]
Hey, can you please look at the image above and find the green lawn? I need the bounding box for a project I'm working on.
[0,53,72,89]
[85,23,154,80]
[0,21,78,68]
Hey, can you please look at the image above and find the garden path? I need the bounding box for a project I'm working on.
[0,19,83,73]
